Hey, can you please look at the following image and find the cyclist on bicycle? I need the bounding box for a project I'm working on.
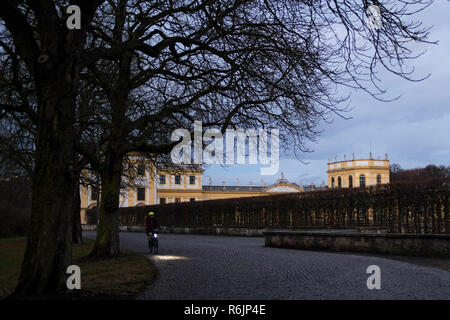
[145,211,161,236]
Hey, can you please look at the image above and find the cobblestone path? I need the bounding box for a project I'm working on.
[85,232,450,300]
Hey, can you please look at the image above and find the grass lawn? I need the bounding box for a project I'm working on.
[0,237,158,299]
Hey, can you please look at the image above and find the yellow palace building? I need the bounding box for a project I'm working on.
[327,153,390,188]
[80,153,390,224]
[80,163,305,224]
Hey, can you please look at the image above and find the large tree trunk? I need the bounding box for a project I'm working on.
[1,0,103,299]
[89,153,123,258]
[12,86,76,297]
[89,51,130,258]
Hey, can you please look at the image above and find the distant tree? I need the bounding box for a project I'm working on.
[423,164,450,179]
[0,177,32,238]
[390,163,449,182]
[390,163,402,174]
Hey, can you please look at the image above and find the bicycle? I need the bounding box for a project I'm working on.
[147,229,159,254]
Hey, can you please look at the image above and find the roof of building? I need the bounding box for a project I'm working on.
[156,163,204,172]
[327,153,389,164]
[203,185,266,192]
[203,182,324,193]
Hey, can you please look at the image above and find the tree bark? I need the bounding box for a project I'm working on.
[12,87,76,297]
[89,51,130,259]
[89,152,123,258]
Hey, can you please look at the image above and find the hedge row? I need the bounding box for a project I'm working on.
[86,179,450,234]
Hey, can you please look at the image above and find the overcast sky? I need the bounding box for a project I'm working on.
[204,1,450,187]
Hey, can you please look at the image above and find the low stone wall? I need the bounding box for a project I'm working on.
[264,231,450,258]
[82,224,357,237]
[82,225,147,232]
[356,227,388,234]
[83,225,283,236]
[161,226,266,237]
[158,226,351,237]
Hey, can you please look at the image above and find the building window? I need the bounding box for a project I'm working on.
[159,198,166,204]
[189,175,195,185]
[377,174,382,184]
[91,186,99,201]
[360,174,366,188]
[338,176,342,188]
[175,197,181,203]
[331,177,335,188]
[189,198,195,202]
[348,175,353,188]
[137,188,146,201]
[159,175,166,184]
[137,164,145,176]
[175,175,181,185]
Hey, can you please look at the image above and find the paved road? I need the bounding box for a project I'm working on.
[85,232,450,300]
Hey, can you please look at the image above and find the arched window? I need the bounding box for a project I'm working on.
[331,177,335,188]
[338,176,342,188]
[377,174,382,184]
[348,175,353,188]
[360,174,366,188]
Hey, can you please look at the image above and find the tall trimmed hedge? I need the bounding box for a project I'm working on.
[86,179,450,234]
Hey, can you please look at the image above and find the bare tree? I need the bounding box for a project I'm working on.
[73,0,435,257]
[0,0,106,297]
[0,0,435,296]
